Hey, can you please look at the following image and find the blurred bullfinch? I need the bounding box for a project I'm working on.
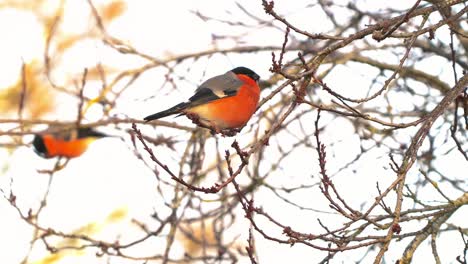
[144,67,260,133]
[32,127,108,159]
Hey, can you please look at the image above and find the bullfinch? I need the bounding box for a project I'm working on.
[32,127,108,159]
[144,67,260,133]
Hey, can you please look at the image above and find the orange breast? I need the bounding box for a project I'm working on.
[188,76,260,129]
[43,135,95,158]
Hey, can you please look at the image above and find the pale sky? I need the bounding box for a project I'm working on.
[0,1,466,263]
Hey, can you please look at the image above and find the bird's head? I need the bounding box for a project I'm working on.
[231,67,260,82]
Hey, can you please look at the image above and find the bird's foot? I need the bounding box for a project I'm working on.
[186,112,201,124]
[186,113,240,137]
[186,113,219,134]
[219,128,241,137]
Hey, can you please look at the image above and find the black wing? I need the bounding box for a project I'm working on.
[188,71,243,107]
[144,70,244,122]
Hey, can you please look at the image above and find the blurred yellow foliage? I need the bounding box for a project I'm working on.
[0,0,127,121]
[101,0,126,23]
[0,61,55,119]
[0,0,46,11]
[177,220,217,255]
[55,35,81,53]
[29,207,128,264]
[85,64,116,81]
[31,252,63,264]
[106,206,128,223]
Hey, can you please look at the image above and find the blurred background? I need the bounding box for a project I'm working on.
[0,0,467,263]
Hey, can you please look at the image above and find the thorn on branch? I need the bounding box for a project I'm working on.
[392,223,402,234]
[428,29,435,40]
[297,52,309,71]
[246,228,258,264]
[283,226,315,242]
[314,110,329,183]
[225,150,234,175]
[270,52,281,73]
[389,153,401,173]
[9,193,16,205]
[232,141,249,164]
[42,238,58,253]
[245,199,255,219]
[262,0,274,14]
[27,208,35,221]
[270,27,289,74]
[262,130,270,146]
[292,82,305,104]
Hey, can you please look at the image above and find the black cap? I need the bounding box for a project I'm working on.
[231,67,260,82]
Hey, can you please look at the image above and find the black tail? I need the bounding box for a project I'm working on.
[77,127,109,138]
[144,102,189,122]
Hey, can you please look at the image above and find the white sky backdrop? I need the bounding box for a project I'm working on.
[0,0,466,263]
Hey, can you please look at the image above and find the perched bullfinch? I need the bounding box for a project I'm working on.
[144,67,260,134]
[32,127,108,159]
